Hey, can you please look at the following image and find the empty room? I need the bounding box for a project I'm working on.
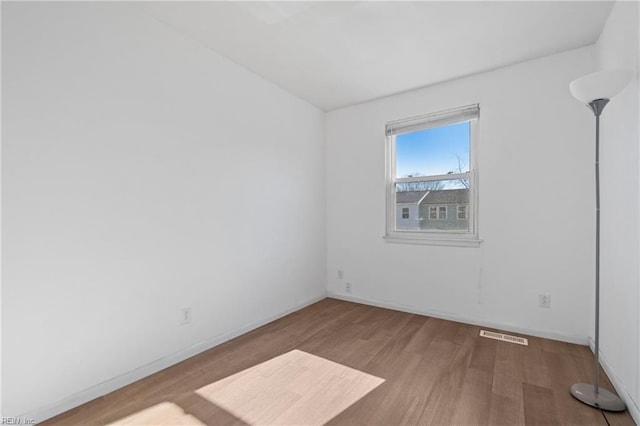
[2,1,639,425]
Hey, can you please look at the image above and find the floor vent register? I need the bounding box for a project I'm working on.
[480,330,528,346]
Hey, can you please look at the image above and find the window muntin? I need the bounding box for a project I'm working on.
[385,104,479,245]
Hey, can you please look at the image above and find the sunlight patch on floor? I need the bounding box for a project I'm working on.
[106,401,205,425]
[196,349,385,425]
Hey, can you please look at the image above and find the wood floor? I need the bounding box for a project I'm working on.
[43,298,635,426]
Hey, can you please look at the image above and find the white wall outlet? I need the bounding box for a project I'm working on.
[539,294,551,309]
[345,282,351,293]
[180,307,192,325]
[338,269,344,280]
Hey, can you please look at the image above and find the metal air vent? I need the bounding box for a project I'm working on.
[480,330,528,346]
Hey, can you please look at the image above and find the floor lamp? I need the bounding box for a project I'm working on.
[568,68,633,412]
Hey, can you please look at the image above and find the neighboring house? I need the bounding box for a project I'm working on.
[395,191,427,230]
[419,188,469,231]
[395,188,469,231]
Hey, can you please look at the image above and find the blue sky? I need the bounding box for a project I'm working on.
[396,121,470,178]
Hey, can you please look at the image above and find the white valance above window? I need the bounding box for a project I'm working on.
[385,104,479,137]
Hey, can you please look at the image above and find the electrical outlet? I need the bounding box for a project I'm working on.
[338,269,344,280]
[180,307,192,325]
[539,294,551,309]
[345,282,352,293]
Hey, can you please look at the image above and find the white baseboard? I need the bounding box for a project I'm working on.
[327,292,589,345]
[26,293,327,424]
[588,338,640,425]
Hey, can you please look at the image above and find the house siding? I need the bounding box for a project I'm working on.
[419,203,469,231]
[396,203,421,229]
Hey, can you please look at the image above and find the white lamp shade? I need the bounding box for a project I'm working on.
[569,69,634,104]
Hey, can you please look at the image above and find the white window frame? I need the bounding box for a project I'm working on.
[384,104,480,247]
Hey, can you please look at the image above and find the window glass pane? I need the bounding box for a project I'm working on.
[395,121,470,179]
[438,206,447,219]
[457,205,467,220]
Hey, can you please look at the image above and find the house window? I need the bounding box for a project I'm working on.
[457,205,467,220]
[402,208,410,219]
[429,206,447,220]
[384,104,479,246]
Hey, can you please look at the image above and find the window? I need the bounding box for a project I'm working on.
[402,208,410,219]
[457,205,467,220]
[384,104,479,246]
[429,206,447,220]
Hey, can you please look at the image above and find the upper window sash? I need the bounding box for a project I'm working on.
[385,104,479,137]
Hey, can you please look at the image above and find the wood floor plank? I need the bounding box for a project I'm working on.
[605,410,638,426]
[41,299,635,426]
[327,351,425,426]
[488,392,525,426]
[416,331,477,425]
[542,350,607,426]
[523,382,562,426]
[469,336,498,374]
[492,372,523,400]
[449,368,494,425]
[494,336,526,382]
[522,338,554,389]
[403,316,440,354]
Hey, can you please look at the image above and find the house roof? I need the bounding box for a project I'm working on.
[396,191,427,204]
[420,189,469,204]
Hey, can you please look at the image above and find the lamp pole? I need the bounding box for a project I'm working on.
[589,98,607,399]
[568,68,633,412]
[569,98,625,412]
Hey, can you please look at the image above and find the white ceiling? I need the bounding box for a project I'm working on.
[137,1,614,111]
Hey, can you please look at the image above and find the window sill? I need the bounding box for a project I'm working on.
[383,233,482,247]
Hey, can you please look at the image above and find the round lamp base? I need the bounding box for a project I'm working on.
[570,383,626,411]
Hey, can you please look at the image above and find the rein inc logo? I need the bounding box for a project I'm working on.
[1,418,35,425]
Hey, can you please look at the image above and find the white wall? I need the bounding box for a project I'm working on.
[326,47,596,343]
[594,1,640,421]
[1,2,326,420]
